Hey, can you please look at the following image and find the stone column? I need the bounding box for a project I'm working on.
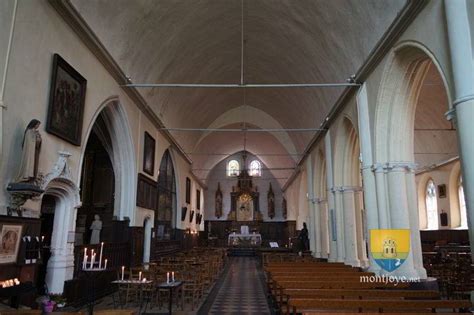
[373,164,390,229]
[334,188,346,262]
[354,189,369,267]
[324,131,338,262]
[406,167,427,278]
[445,0,474,262]
[356,82,382,272]
[385,163,424,279]
[319,200,329,258]
[342,188,360,266]
[313,199,322,258]
[305,157,317,256]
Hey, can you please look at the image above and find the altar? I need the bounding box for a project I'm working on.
[228,232,262,246]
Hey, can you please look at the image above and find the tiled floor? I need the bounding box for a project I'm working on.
[201,257,271,315]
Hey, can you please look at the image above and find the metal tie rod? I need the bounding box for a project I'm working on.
[161,128,325,132]
[124,83,360,88]
[186,152,303,156]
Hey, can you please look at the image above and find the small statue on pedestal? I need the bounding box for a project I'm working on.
[7,119,44,215]
[89,215,102,244]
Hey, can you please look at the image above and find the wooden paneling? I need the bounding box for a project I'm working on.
[136,173,158,210]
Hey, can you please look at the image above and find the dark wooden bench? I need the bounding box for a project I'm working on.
[278,289,440,310]
[287,298,471,315]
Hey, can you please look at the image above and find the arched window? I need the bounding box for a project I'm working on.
[458,176,467,229]
[227,160,240,177]
[249,160,261,177]
[425,179,439,230]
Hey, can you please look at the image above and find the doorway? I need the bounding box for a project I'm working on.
[37,194,56,295]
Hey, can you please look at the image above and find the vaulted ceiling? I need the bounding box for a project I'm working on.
[70,0,406,186]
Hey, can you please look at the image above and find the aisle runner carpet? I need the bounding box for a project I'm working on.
[198,257,271,315]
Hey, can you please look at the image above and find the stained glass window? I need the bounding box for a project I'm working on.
[249,160,261,177]
[227,160,240,177]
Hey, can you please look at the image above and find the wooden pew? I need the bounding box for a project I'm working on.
[272,279,410,306]
[268,273,375,298]
[278,289,440,310]
[287,298,471,315]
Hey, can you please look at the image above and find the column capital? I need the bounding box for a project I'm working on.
[333,186,363,193]
[445,107,456,121]
[453,95,474,107]
[372,162,417,173]
[385,161,417,173]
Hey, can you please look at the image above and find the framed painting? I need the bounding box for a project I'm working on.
[46,54,87,146]
[143,132,156,176]
[0,224,23,264]
[438,184,446,198]
[196,189,201,210]
[185,177,191,204]
[181,207,188,221]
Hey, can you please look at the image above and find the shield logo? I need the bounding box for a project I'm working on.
[370,229,410,272]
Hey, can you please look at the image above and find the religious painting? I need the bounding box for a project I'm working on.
[186,177,191,204]
[438,184,446,198]
[267,183,275,219]
[181,206,188,221]
[143,132,155,176]
[0,224,22,264]
[237,193,253,221]
[196,189,201,210]
[46,54,87,146]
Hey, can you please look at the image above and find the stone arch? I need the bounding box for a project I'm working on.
[79,97,136,222]
[334,117,361,187]
[374,42,452,163]
[371,42,451,279]
[40,152,81,293]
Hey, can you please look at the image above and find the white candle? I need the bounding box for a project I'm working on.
[83,248,87,269]
[167,272,170,284]
[139,271,142,281]
[104,259,108,269]
[172,271,175,282]
[121,266,125,280]
[91,253,95,269]
[99,242,104,269]
[142,277,146,282]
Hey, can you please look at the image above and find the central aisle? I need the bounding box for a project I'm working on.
[199,257,271,315]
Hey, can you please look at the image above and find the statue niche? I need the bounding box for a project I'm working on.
[228,168,261,222]
[215,182,223,218]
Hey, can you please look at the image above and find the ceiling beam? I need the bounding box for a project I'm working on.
[163,127,324,132]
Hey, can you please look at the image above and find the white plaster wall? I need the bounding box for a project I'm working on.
[416,159,465,230]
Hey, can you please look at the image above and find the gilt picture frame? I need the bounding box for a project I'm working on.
[0,224,23,264]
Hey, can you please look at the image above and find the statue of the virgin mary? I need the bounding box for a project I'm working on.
[16,119,42,183]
